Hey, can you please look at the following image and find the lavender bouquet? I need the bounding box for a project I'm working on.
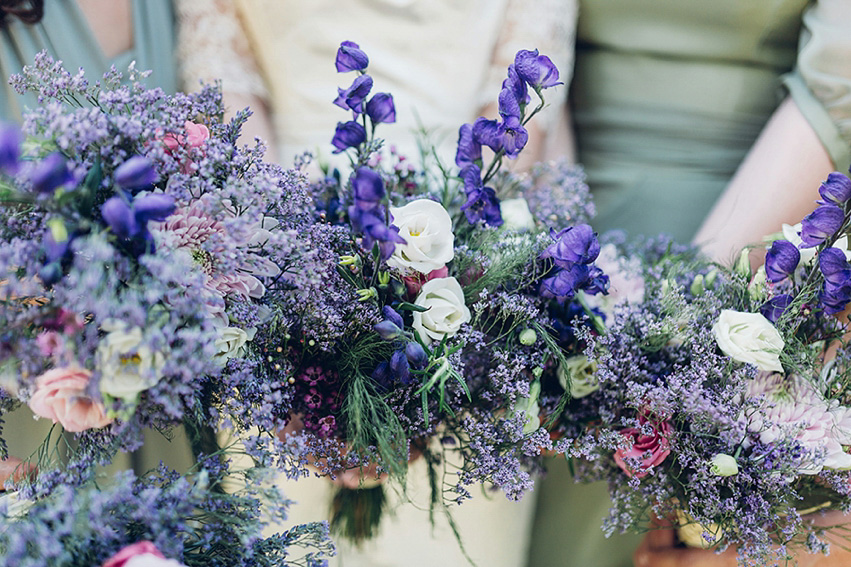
[227,41,617,542]
[564,173,851,564]
[0,54,335,563]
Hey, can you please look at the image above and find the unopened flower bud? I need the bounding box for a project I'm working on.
[689,274,705,296]
[339,255,359,266]
[519,328,537,345]
[374,320,402,340]
[405,341,428,367]
[734,249,752,280]
[704,269,718,288]
[710,453,738,476]
[356,287,378,301]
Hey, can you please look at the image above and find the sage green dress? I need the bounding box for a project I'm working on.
[1,1,191,475]
[529,1,851,566]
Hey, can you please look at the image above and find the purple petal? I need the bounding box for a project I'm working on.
[819,247,851,286]
[382,305,404,330]
[331,121,366,153]
[351,166,385,208]
[818,173,851,205]
[335,40,369,72]
[471,117,504,153]
[30,152,73,194]
[455,123,482,169]
[800,204,844,248]
[760,294,794,322]
[514,49,561,89]
[366,92,396,124]
[764,240,801,283]
[133,193,176,224]
[0,123,21,175]
[115,156,158,191]
[101,196,137,238]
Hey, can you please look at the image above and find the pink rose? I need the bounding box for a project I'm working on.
[28,366,113,433]
[613,416,672,478]
[402,266,448,297]
[161,121,209,173]
[101,542,182,567]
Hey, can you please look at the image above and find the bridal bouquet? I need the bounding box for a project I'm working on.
[232,40,616,541]
[0,54,332,564]
[567,172,851,564]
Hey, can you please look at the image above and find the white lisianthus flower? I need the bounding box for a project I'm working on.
[387,199,454,273]
[557,355,599,398]
[500,197,536,232]
[0,491,32,518]
[709,453,739,476]
[782,222,851,264]
[97,320,164,402]
[212,326,256,366]
[712,310,784,372]
[411,277,471,343]
[514,381,542,435]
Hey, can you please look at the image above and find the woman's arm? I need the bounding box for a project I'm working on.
[692,97,834,264]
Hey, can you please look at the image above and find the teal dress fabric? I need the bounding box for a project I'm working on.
[0,0,176,120]
[528,2,851,567]
[0,1,191,475]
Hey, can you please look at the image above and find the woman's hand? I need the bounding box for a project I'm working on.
[0,456,35,489]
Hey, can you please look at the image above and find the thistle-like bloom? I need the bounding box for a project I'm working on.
[115,156,158,193]
[335,40,369,72]
[331,120,366,153]
[818,172,851,205]
[366,92,396,124]
[333,74,374,114]
[514,49,561,90]
[800,204,844,247]
[30,152,73,194]
[764,240,800,283]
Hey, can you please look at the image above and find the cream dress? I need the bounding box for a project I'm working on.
[176,1,577,566]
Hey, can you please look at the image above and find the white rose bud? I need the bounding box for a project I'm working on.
[710,453,739,476]
[557,355,599,398]
[712,310,784,372]
[500,197,536,232]
[213,326,256,365]
[97,320,165,403]
[387,199,454,273]
[412,277,471,343]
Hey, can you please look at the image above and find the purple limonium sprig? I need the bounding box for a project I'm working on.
[335,40,369,72]
[764,240,800,283]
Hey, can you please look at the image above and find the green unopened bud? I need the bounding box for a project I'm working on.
[734,249,752,280]
[519,328,537,346]
[710,453,738,476]
[339,255,360,266]
[689,274,705,296]
[704,269,718,288]
[356,287,378,301]
[47,217,68,244]
[378,271,391,286]
[748,266,767,302]
[660,279,673,295]
[532,367,543,378]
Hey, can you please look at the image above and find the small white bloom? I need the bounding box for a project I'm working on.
[712,310,784,372]
[97,320,164,402]
[0,491,32,518]
[709,453,739,476]
[557,355,599,398]
[411,277,471,343]
[500,197,536,232]
[212,326,256,365]
[514,381,542,435]
[782,223,851,264]
[387,199,454,273]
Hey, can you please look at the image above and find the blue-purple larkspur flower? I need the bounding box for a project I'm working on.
[405,341,427,368]
[390,348,412,384]
[498,87,522,121]
[333,74,373,114]
[455,123,482,169]
[471,116,504,153]
[0,122,21,175]
[764,240,801,283]
[366,92,396,124]
[819,247,851,286]
[351,166,385,209]
[760,294,794,323]
[541,224,601,268]
[335,40,369,72]
[30,152,73,194]
[331,121,366,153]
[818,172,851,205]
[540,263,590,302]
[461,185,503,226]
[101,193,175,243]
[514,49,561,90]
[502,64,530,107]
[800,204,844,248]
[115,155,158,193]
[500,115,528,158]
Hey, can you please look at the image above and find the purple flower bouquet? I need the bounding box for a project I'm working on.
[228,41,621,543]
[563,173,851,564]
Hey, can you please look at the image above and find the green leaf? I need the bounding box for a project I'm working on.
[396,301,429,313]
